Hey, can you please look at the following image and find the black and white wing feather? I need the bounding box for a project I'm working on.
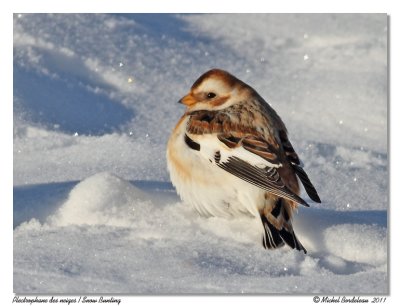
[217,156,309,206]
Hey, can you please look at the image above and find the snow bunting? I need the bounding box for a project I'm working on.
[167,69,321,253]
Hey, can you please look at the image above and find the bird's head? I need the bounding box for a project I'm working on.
[178,69,250,111]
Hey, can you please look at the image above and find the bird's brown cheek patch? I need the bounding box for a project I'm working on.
[209,95,230,107]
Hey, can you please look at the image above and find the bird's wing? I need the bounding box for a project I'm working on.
[217,155,309,206]
[185,110,310,206]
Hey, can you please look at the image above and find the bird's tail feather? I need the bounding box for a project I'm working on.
[261,199,307,254]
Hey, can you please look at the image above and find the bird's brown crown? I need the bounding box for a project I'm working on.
[191,68,245,91]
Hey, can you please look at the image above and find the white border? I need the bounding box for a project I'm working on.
[2,0,396,13]
[2,1,398,306]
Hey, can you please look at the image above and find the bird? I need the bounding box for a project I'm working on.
[166,68,321,253]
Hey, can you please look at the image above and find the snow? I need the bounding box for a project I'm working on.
[13,13,387,294]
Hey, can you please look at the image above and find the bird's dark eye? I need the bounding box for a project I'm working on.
[207,92,216,99]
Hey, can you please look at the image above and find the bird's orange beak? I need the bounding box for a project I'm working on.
[178,93,197,106]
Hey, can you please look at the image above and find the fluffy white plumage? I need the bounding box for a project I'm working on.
[167,116,266,219]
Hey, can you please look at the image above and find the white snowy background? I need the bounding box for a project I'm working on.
[13,13,388,294]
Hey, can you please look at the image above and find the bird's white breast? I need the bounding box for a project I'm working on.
[167,117,265,219]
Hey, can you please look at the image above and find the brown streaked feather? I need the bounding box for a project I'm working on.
[217,134,241,148]
[279,130,301,165]
[186,109,260,136]
[187,110,226,134]
[243,146,277,164]
[241,137,279,163]
[186,108,280,165]
[186,109,261,135]
[242,137,269,150]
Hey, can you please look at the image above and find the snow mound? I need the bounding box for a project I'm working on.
[45,172,263,245]
[49,172,150,227]
[324,224,387,266]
